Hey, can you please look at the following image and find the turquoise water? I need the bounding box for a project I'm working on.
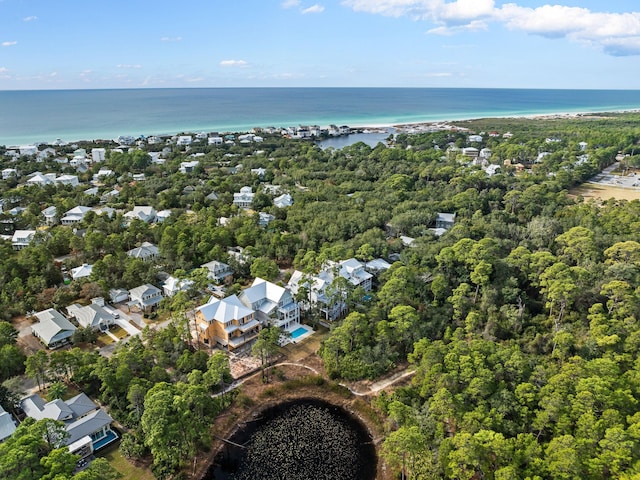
[290,327,309,340]
[2,88,640,146]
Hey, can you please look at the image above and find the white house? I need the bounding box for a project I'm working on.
[93,169,115,182]
[70,263,93,280]
[11,230,36,250]
[233,186,255,209]
[208,136,223,146]
[2,168,18,180]
[19,145,38,156]
[201,260,234,284]
[288,270,345,322]
[179,160,199,173]
[162,276,194,297]
[156,209,172,223]
[128,284,163,311]
[42,206,58,225]
[176,135,193,146]
[91,148,106,162]
[31,309,77,348]
[124,206,156,223]
[27,172,53,186]
[127,242,159,261]
[273,193,293,208]
[468,134,483,143]
[258,212,275,227]
[61,206,91,225]
[66,302,115,331]
[56,175,79,187]
[239,278,300,330]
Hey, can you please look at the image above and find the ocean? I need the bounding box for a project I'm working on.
[2,87,640,146]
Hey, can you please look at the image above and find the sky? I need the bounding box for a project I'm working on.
[1,0,640,90]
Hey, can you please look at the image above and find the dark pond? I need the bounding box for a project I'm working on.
[205,398,377,480]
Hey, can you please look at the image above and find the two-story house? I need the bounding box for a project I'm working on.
[239,278,300,330]
[128,284,163,312]
[195,294,260,351]
[201,260,234,284]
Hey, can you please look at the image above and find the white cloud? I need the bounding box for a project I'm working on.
[282,0,301,8]
[117,64,142,69]
[220,59,249,67]
[2,41,17,47]
[342,0,640,55]
[161,36,182,42]
[23,16,38,22]
[302,4,325,14]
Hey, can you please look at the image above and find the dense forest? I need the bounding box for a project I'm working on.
[2,113,640,479]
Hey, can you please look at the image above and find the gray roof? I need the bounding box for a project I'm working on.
[0,407,16,442]
[31,309,77,346]
[65,409,113,445]
[66,303,114,329]
[66,392,99,418]
[196,295,254,324]
[21,394,74,421]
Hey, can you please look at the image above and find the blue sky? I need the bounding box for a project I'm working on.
[1,0,640,90]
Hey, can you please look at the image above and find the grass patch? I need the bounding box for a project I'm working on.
[98,445,154,480]
[110,325,128,339]
[97,333,115,345]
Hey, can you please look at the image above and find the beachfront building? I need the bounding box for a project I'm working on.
[21,392,117,456]
[239,278,300,330]
[31,308,77,349]
[91,148,106,162]
[195,294,260,351]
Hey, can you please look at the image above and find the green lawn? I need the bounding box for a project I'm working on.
[110,325,129,339]
[99,445,155,480]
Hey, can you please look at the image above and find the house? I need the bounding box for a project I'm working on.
[365,258,392,275]
[468,134,483,143]
[93,206,115,218]
[435,212,456,230]
[195,294,259,350]
[127,242,159,261]
[287,270,345,322]
[27,172,53,186]
[201,260,234,284]
[19,145,38,156]
[56,175,79,187]
[66,302,115,331]
[208,136,223,146]
[93,169,114,182]
[462,147,479,158]
[273,193,293,208]
[258,212,275,227]
[31,309,77,348]
[21,392,117,455]
[109,288,129,304]
[162,276,194,297]
[84,186,99,196]
[61,206,91,225]
[179,160,199,173]
[37,147,57,161]
[239,278,300,330]
[0,406,16,443]
[156,209,172,223]
[124,205,156,223]
[11,230,36,250]
[128,283,163,311]
[2,168,18,180]
[91,148,106,162]
[70,263,93,280]
[42,206,58,225]
[233,186,254,209]
[326,258,373,292]
[176,135,193,146]
[251,167,267,177]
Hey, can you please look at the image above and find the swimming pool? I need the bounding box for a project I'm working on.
[290,326,309,340]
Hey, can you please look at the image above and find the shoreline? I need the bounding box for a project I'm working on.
[4,108,640,148]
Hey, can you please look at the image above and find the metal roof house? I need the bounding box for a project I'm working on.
[21,392,117,456]
[0,406,16,443]
[31,309,77,348]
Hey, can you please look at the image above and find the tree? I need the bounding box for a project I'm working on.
[252,326,282,382]
[25,350,49,391]
[249,257,280,281]
[382,426,428,479]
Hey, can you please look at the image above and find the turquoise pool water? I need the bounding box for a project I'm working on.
[290,327,309,340]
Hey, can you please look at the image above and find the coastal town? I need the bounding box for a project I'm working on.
[1,111,640,479]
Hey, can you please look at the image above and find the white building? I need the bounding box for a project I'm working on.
[91,148,106,162]
[233,186,255,209]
